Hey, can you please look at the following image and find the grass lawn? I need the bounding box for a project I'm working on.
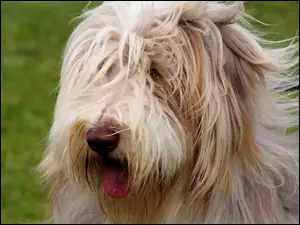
[1,1,299,224]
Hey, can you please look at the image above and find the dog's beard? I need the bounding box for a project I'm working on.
[65,119,186,223]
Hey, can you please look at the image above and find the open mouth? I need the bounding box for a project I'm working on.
[100,157,130,198]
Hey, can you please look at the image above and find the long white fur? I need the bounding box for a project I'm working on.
[39,1,299,223]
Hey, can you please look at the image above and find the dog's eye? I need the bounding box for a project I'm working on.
[97,62,103,72]
[150,68,161,80]
[96,61,109,74]
[96,61,114,81]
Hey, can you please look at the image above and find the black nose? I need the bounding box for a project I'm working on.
[86,127,120,156]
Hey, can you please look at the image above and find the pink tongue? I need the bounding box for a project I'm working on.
[101,166,130,198]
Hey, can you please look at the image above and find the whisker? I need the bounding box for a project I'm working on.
[85,150,93,190]
[102,127,130,136]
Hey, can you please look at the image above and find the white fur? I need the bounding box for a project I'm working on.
[39,1,299,223]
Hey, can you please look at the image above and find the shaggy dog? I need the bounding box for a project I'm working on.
[39,1,299,223]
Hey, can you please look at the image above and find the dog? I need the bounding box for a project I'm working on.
[38,1,299,223]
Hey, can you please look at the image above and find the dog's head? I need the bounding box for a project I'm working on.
[40,1,298,223]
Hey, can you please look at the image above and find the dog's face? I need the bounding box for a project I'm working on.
[40,1,292,223]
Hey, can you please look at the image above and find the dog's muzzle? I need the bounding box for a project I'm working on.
[86,125,130,199]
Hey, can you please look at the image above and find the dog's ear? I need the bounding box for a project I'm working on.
[178,1,298,211]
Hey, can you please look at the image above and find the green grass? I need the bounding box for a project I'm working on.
[1,1,299,224]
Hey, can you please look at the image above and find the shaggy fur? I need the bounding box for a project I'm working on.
[39,1,299,223]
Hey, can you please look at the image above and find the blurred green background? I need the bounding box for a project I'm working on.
[1,1,299,224]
